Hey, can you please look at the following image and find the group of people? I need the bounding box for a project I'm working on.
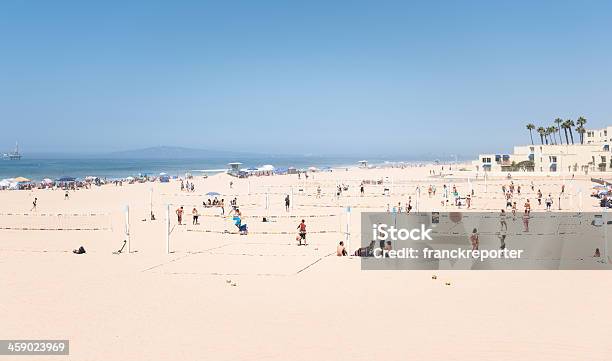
[386,198,413,213]
[502,180,562,212]
[180,180,195,192]
[174,197,237,226]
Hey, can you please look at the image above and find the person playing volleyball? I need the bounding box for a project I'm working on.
[297,219,307,246]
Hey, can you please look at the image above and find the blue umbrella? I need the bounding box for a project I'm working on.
[57,176,76,182]
[206,191,221,196]
[247,167,258,171]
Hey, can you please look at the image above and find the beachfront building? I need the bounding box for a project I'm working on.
[474,126,612,173]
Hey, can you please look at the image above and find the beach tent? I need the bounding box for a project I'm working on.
[274,167,288,175]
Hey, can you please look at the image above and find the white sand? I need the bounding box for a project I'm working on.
[1,165,611,360]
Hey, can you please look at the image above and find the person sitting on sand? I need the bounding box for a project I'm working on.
[353,241,376,257]
[337,241,347,256]
[594,248,601,257]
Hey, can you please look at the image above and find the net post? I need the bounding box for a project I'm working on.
[346,206,351,254]
[166,204,170,254]
[605,207,609,263]
[124,205,131,253]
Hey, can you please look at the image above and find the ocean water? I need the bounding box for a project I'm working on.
[0,156,370,181]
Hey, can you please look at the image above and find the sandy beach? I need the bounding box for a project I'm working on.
[1,165,611,360]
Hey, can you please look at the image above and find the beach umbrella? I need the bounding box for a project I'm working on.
[42,178,53,184]
[58,176,76,182]
[260,164,275,172]
[126,176,135,181]
[308,166,318,172]
[593,185,608,189]
[247,167,258,171]
[206,191,221,196]
[159,172,167,175]
[14,176,30,182]
[0,179,11,187]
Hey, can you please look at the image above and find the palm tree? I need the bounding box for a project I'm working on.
[553,126,560,144]
[547,126,557,144]
[567,119,575,144]
[562,120,571,144]
[554,118,564,144]
[576,125,586,145]
[576,116,587,144]
[526,123,535,145]
[537,127,546,145]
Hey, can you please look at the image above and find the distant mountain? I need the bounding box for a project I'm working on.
[107,146,255,159]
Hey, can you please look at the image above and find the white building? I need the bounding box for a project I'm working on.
[473,126,612,173]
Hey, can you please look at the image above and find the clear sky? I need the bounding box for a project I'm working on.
[1,1,611,157]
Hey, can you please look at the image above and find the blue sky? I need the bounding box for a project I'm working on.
[1,1,611,157]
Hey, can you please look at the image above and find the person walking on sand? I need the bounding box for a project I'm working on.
[522,210,530,232]
[285,194,290,211]
[176,206,184,225]
[360,183,365,196]
[499,228,507,250]
[297,219,307,246]
[31,197,37,211]
[470,228,479,251]
[192,208,199,225]
[524,199,531,214]
[545,194,553,211]
[537,189,542,205]
[64,190,69,200]
[466,193,471,209]
[499,209,508,231]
